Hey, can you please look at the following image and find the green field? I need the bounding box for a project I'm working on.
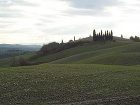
[0,41,140,104]
[0,53,34,67]
[50,42,140,65]
[30,41,140,66]
[0,64,140,105]
[1,41,140,66]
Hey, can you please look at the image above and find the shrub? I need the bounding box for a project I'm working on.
[38,41,89,56]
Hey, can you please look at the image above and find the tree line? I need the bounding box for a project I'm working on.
[37,29,114,56]
[130,36,140,42]
[38,40,88,56]
[93,29,113,41]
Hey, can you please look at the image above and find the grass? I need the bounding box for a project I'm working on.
[0,52,34,67]
[0,41,140,104]
[30,41,133,64]
[1,41,139,66]
[0,64,140,104]
[50,42,140,65]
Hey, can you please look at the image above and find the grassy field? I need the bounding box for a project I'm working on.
[1,41,140,66]
[0,53,34,67]
[0,41,140,104]
[0,64,140,105]
[30,41,132,64]
[50,42,140,65]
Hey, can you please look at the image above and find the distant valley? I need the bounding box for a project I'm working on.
[0,44,41,59]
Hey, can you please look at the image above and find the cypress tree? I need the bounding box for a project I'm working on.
[109,30,111,40]
[101,30,103,36]
[61,40,64,44]
[107,30,109,36]
[99,32,101,41]
[93,29,96,41]
[104,31,107,41]
[111,30,113,40]
[105,31,107,36]
[96,33,98,41]
[99,32,101,36]
[107,30,109,40]
[121,34,123,38]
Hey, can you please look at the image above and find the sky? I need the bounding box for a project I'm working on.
[0,0,140,44]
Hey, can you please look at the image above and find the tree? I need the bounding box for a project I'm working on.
[121,34,123,38]
[61,40,64,44]
[130,36,140,42]
[10,57,17,67]
[111,30,113,40]
[74,36,76,41]
[39,42,60,55]
[130,36,134,40]
[101,30,103,36]
[69,40,73,43]
[11,56,28,67]
[107,30,109,36]
[105,31,107,36]
[39,44,48,55]
[92,29,114,41]
[18,57,28,66]
[93,29,96,41]
[134,36,140,41]
[111,30,113,35]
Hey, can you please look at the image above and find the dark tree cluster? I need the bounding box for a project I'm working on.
[10,57,29,67]
[130,36,140,42]
[37,29,114,57]
[93,29,113,41]
[39,42,60,55]
[38,40,88,56]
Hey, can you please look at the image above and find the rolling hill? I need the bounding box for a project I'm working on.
[0,41,140,104]
[50,42,140,65]
[30,41,140,66]
[0,41,140,67]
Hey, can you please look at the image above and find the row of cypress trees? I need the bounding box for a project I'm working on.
[93,29,113,41]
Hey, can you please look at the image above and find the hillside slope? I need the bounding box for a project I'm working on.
[31,41,140,66]
[51,42,140,65]
[0,41,140,104]
[0,53,34,67]
[0,41,139,67]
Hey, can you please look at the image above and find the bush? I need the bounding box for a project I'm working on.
[130,36,140,42]
[10,57,18,67]
[10,57,29,67]
[18,57,29,66]
[38,41,89,56]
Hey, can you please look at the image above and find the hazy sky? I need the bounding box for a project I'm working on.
[0,0,140,44]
